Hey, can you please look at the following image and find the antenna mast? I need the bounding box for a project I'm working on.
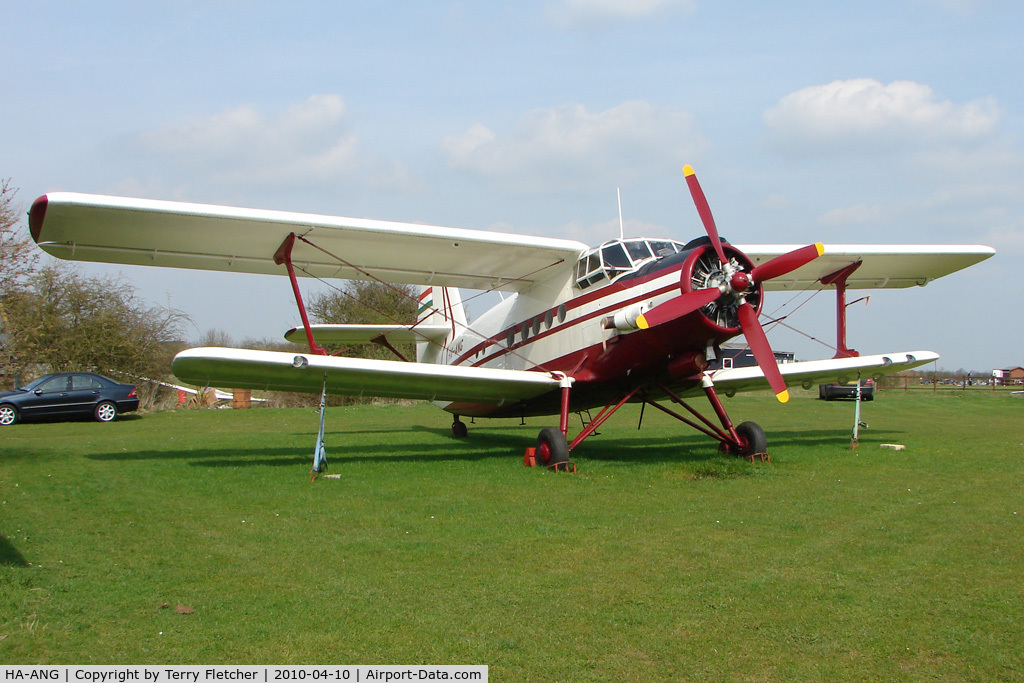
[617,187,624,240]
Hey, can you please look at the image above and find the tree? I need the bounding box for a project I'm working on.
[0,179,38,295]
[306,280,417,361]
[2,263,189,383]
[1,180,40,384]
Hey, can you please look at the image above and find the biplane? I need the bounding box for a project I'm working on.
[28,166,994,470]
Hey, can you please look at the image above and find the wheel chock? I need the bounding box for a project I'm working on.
[523,447,537,467]
[548,461,577,473]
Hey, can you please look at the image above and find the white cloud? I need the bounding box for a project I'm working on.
[764,79,1001,156]
[439,101,706,193]
[131,95,410,193]
[548,0,696,27]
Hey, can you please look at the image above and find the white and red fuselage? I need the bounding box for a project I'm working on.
[420,237,753,418]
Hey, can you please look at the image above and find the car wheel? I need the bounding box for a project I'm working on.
[0,404,18,426]
[94,401,118,423]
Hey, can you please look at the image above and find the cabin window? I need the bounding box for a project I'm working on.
[601,243,631,278]
[625,240,653,262]
[507,330,515,347]
[575,238,688,289]
[544,310,554,329]
[601,243,630,269]
[533,317,542,335]
[557,304,567,323]
[649,240,676,257]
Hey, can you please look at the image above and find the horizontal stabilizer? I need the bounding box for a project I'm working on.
[283,324,452,345]
[172,347,561,405]
[707,350,938,395]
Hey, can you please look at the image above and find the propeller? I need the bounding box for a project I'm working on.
[684,165,728,266]
[737,301,789,402]
[636,287,720,330]
[638,166,826,403]
[750,242,825,282]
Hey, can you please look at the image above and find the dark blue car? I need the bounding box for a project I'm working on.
[0,372,139,426]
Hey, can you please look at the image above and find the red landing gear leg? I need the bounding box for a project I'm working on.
[701,375,768,461]
[528,374,578,472]
[642,377,769,462]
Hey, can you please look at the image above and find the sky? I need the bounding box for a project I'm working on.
[3,0,1022,372]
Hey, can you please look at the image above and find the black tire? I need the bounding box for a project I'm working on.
[94,401,118,423]
[0,403,18,426]
[536,426,570,466]
[451,418,468,438]
[732,421,767,457]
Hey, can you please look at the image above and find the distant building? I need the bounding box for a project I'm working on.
[710,343,795,370]
[993,367,1024,385]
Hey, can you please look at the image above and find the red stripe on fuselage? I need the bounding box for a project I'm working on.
[453,260,686,368]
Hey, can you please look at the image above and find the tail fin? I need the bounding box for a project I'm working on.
[416,286,467,363]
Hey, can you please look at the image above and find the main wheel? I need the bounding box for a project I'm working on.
[94,401,118,423]
[536,426,570,466]
[731,421,767,457]
[0,404,18,426]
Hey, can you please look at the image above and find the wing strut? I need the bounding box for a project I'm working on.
[819,261,863,359]
[274,233,327,356]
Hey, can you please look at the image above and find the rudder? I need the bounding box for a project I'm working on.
[416,286,467,363]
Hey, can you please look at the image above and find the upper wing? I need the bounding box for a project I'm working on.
[705,350,938,395]
[171,347,562,404]
[282,324,452,345]
[29,193,587,293]
[737,245,994,290]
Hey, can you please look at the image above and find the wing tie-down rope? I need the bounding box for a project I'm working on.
[311,373,328,482]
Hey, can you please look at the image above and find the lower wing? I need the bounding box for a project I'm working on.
[706,350,938,395]
[171,347,561,405]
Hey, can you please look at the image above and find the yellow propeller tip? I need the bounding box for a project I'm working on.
[777,389,790,404]
[815,242,825,256]
[636,314,650,330]
[683,164,695,177]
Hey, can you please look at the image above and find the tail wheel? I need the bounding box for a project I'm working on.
[94,401,118,423]
[451,418,468,438]
[536,426,570,466]
[731,421,767,457]
[0,404,18,426]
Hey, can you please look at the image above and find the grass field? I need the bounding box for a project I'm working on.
[2,390,1022,680]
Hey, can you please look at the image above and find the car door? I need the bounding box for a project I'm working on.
[19,375,73,417]
[68,374,105,415]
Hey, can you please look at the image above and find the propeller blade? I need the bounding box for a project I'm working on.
[737,302,789,403]
[636,287,721,330]
[749,243,825,283]
[683,165,729,265]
